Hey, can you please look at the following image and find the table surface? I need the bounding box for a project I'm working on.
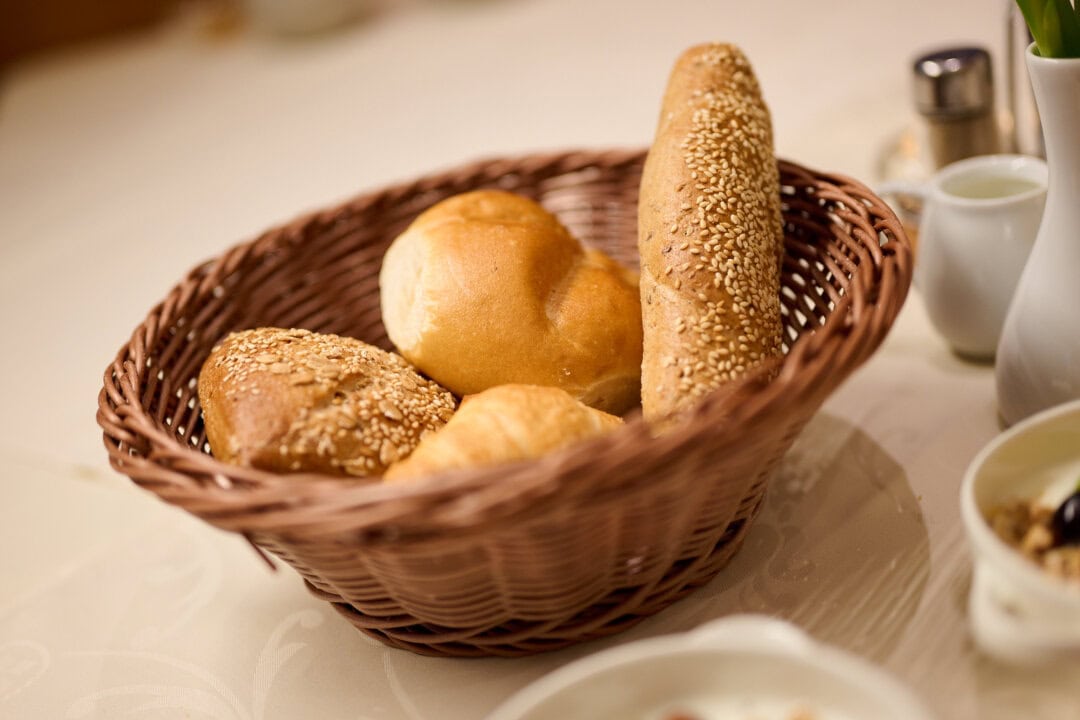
[3,1,1078,718]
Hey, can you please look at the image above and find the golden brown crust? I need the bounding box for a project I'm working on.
[638,43,784,422]
[383,384,622,482]
[197,328,456,478]
[379,190,643,415]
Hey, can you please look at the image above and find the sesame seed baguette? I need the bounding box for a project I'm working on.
[198,328,456,478]
[638,43,784,422]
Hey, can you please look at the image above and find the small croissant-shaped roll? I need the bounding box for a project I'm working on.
[384,384,622,482]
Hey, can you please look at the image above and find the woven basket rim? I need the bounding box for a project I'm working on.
[98,148,912,541]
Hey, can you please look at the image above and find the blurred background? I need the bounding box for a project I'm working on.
[2,0,181,68]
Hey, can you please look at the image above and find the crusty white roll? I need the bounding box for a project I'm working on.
[379,190,643,415]
[638,43,785,421]
[198,328,456,477]
[383,384,622,482]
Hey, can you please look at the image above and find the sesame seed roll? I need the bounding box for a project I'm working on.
[198,328,456,478]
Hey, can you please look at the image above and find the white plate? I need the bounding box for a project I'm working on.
[486,616,935,720]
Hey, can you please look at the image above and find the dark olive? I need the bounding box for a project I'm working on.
[1052,490,1080,545]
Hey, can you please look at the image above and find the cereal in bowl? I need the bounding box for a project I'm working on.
[988,484,1080,580]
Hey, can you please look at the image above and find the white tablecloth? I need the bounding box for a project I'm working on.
[3,1,1077,717]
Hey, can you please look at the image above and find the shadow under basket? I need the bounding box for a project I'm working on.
[97,149,912,658]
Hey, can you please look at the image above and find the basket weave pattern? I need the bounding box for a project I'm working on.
[98,149,911,657]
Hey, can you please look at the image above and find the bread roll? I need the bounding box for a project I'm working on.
[638,43,785,421]
[379,190,643,415]
[384,384,622,482]
[198,328,456,477]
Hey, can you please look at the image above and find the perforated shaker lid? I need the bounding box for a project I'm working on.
[913,47,994,117]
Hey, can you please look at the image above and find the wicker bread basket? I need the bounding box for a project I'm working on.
[98,148,911,658]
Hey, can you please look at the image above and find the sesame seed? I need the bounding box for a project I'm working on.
[378,440,399,466]
[379,400,404,422]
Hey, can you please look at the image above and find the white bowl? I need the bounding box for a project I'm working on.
[486,616,934,720]
[961,398,1080,664]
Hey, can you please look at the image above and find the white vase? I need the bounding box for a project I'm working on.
[995,46,1080,426]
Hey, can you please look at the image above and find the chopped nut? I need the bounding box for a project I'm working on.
[988,497,1080,581]
[1021,523,1055,556]
[1044,547,1080,578]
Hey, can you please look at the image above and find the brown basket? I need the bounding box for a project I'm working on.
[97,148,911,658]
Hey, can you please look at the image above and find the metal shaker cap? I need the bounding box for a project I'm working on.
[913,47,994,117]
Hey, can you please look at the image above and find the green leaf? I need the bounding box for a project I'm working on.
[1043,0,1064,57]
[1017,0,1056,56]
[1052,0,1080,55]
[1016,0,1044,33]
[1016,0,1080,57]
